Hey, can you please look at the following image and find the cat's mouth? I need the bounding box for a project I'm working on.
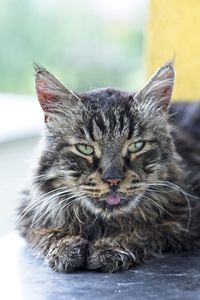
[105,194,121,206]
[89,192,136,211]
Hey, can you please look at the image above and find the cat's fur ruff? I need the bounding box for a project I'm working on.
[17,63,200,273]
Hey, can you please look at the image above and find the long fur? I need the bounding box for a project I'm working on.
[17,63,200,273]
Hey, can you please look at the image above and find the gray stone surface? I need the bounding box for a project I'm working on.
[0,233,200,300]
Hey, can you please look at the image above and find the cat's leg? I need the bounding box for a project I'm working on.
[87,222,185,272]
[26,228,88,272]
[87,236,145,273]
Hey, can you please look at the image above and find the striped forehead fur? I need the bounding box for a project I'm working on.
[49,95,162,141]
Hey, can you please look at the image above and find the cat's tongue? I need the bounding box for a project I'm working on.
[106,194,121,206]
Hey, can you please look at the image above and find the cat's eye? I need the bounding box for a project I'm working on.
[75,144,94,155]
[128,141,145,153]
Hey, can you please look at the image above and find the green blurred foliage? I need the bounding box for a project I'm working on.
[0,0,146,95]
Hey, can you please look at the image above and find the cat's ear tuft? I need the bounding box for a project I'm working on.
[134,62,175,111]
[34,63,81,120]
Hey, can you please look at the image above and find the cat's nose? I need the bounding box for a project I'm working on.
[106,178,121,186]
[102,175,123,186]
[101,164,124,186]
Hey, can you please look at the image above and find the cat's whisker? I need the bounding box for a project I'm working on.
[56,195,87,219]
[14,186,82,228]
[134,179,193,230]
[30,191,84,227]
[49,198,80,225]
[30,192,71,226]
[145,180,192,232]
[147,180,199,200]
[73,201,87,224]
[54,200,77,224]
[30,198,75,227]
[142,193,175,218]
[30,192,86,227]
[31,170,79,183]
[16,187,72,220]
[13,187,67,228]
[132,195,147,221]
[138,206,147,222]
[32,195,86,227]
[31,174,49,179]
[118,193,140,218]
[53,194,86,218]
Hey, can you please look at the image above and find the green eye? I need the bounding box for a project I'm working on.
[75,144,94,155]
[128,141,145,153]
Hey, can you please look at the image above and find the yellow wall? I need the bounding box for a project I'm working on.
[147,0,200,101]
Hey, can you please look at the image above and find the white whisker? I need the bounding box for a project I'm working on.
[30,192,86,227]
[14,186,81,228]
[145,180,192,232]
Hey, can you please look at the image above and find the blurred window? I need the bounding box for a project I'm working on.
[0,0,147,95]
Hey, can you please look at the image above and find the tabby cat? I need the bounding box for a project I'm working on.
[18,62,200,273]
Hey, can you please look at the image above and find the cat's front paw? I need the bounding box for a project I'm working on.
[46,236,88,272]
[87,241,135,273]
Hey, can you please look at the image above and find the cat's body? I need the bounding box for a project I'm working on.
[17,63,200,272]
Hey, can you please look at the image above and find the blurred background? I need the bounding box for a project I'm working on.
[1,0,200,236]
[0,0,148,236]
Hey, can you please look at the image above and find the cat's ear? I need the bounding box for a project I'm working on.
[34,64,81,121]
[134,62,175,111]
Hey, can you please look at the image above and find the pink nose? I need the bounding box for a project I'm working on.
[106,178,121,186]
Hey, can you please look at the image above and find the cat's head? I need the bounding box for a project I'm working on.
[34,62,179,218]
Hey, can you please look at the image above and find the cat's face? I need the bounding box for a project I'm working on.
[35,63,176,217]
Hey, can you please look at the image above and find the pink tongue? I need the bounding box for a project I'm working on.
[106,195,121,205]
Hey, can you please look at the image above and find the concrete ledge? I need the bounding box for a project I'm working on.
[0,233,200,300]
